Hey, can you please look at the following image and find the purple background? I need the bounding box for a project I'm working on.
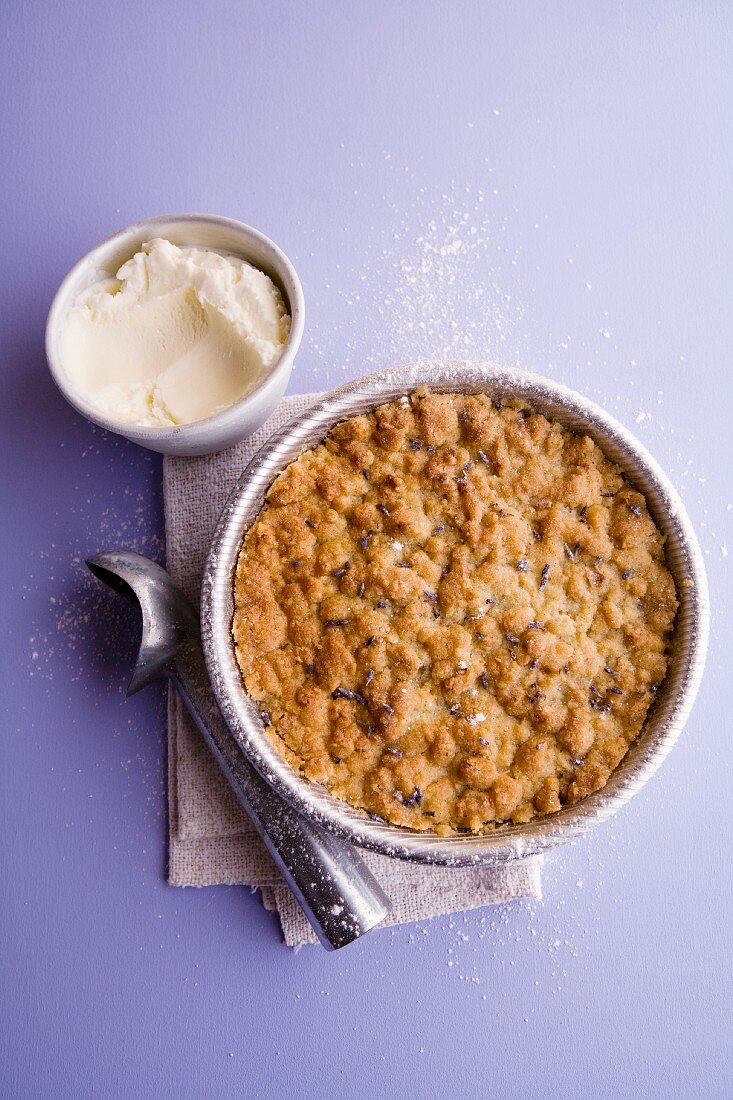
[2,3,731,1097]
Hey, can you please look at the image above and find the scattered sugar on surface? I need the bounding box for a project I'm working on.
[25,137,728,967]
[301,175,528,378]
[24,430,166,831]
[309,827,636,1019]
[28,474,163,687]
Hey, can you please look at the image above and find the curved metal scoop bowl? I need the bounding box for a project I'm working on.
[87,550,390,949]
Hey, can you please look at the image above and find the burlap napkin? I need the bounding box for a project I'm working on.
[164,392,543,947]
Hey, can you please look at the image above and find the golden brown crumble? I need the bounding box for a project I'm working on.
[232,389,677,835]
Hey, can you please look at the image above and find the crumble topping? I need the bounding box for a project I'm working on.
[233,388,677,834]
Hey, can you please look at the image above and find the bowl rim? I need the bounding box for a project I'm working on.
[44,212,305,443]
[201,362,709,865]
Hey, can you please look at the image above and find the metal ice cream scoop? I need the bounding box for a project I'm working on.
[87,550,390,949]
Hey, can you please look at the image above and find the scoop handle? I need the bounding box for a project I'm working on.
[171,639,390,949]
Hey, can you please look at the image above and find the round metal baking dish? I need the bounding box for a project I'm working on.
[201,362,709,866]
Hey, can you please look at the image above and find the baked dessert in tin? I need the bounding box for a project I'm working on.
[232,388,677,835]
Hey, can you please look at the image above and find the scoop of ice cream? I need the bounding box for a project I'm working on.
[60,238,291,427]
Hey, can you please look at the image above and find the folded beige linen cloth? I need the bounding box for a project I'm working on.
[163,391,543,947]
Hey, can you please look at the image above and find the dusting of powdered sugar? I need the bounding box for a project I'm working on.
[302,176,528,378]
[24,429,167,829]
[27,429,164,702]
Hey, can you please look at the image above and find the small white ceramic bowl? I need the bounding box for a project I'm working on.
[45,213,305,455]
